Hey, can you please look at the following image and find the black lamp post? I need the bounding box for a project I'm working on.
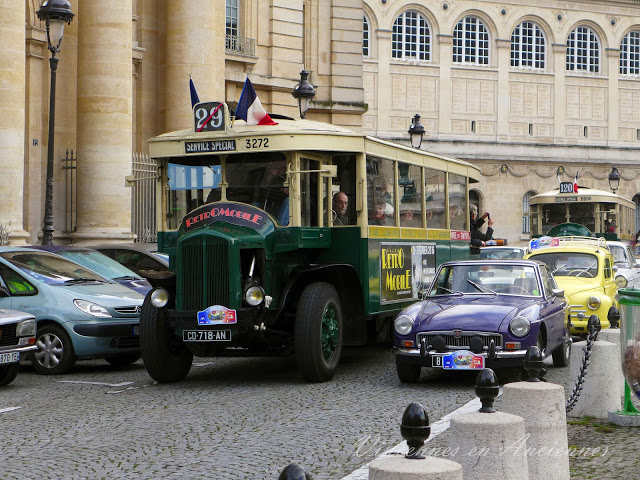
[609,167,621,194]
[408,114,425,149]
[37,0,74,245]
[291,70,316,119]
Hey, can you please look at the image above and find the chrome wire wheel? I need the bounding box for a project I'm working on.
[321,305,339,361]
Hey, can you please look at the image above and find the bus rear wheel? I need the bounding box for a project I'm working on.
[295,282,343,383]
[140,296,193,383]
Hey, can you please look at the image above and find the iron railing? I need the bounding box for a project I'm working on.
[225,34,255,57]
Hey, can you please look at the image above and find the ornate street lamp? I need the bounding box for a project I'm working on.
[291,70,316,119]
[408,114,425,149]
[609,167,621,194]
[37,0,74,245]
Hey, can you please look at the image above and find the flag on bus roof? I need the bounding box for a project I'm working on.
[189,76,200,108]
[235,78,278,126]
[573,173,579,193]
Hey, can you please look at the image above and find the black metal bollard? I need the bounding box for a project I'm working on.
[278,463,312,480]
[400,402,431,459]
[476,368,499,413]
[523,345,544,382]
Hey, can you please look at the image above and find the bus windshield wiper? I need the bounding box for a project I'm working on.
[466,279,497,296]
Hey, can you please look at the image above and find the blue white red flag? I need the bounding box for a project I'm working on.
[189,76,200,108]
[573,173,579,193]
[235,78,277,125]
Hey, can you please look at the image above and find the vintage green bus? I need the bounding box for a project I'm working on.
[141,101,481,383]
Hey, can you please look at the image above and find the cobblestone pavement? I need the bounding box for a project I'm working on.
[2,345,638,479]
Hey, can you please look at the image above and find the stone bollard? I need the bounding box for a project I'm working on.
[501,347,570,480]
[597,328,625,399]
[368,402,463,480]
[448,369,529,480]
[278,463,311,480]
[568,339,621,418]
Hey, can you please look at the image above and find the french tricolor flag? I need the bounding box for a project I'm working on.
[235,78,277,126]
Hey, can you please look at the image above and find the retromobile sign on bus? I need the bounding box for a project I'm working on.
[379,242,436,304]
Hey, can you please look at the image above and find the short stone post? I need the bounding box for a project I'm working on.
[278,463,311,479]
[501,346,570,480]
[368,402,463,480]
[597,327,625,400]
[568,339,621,418]
[448,368,529,480]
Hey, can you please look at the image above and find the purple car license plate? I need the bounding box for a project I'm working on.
[432,351,484,370]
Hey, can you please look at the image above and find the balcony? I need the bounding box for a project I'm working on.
[226,35,255,57]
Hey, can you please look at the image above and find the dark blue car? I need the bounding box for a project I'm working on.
[28,246,152,296]
[393,259,571,383]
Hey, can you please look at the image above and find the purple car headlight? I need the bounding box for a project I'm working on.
[509,315,530,337]
[395,315,415,336]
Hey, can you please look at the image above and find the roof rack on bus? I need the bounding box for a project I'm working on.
[528,235,609,252]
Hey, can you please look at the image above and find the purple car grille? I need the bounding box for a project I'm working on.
[417,331,503,349]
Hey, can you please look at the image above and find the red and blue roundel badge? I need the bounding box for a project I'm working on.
[197,305,237,325]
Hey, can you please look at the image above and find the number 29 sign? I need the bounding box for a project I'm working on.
[194,102,226,133]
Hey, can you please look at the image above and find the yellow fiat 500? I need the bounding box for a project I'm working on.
[524,236,620,336]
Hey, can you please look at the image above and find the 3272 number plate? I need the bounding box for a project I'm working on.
[183,330,231,342]
[0,352,19,365]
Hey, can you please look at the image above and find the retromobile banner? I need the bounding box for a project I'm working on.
[380,242,436,304]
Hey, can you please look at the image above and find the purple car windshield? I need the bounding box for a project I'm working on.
[430,264,540,296]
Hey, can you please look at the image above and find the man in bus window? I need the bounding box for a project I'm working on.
[332,192,350,225]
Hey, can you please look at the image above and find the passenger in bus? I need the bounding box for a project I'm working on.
[469,204,494,247]
[607,220,616,234]
[400,205,420,227]
[332,192,350,225]
[370,201,393,226]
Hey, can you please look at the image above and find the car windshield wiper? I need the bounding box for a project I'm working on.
[113,275,140,281]
[432,286,464,296]
[63,277,107,284]
[552,263,566,274]
[575,262,597,278]
[466,279,497,296]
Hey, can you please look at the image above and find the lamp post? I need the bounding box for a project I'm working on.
[291,70,316,119]
[609,167,621,194]
[408,114,425,149]
[37,0,74,245]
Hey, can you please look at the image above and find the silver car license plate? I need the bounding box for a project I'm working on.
[0,352,20,365]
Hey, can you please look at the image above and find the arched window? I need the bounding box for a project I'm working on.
[511,21,545,69]
[522,190,537,234]
[453,16,489,65]
[566,26,600,73]
[363,15,370,57]
[469,190,480,215]
[633,194,640,235]
[392,10,431,61]
[620,31,640,75]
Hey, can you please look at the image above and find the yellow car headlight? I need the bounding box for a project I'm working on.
[587,296,601,310]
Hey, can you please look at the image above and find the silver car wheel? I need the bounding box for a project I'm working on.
[35,332,64,369]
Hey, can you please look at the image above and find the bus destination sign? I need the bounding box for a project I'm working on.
[185,140,236,154]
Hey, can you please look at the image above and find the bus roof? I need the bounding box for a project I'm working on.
[147,116,481,182]
[529,187,635,210]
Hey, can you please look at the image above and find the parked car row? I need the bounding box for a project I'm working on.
[0,243,173,385]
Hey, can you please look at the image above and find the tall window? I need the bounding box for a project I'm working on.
[453,16,489,65]
[566,26,600,73]
[392,10,430,61]
[226,0,238,38]
[620,31,640,75]
[511,21,545,69]
[633,194,640,236]
[522,190,537,234]
[363,15,370,57]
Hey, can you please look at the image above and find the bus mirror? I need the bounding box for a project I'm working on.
[321,165,338,178]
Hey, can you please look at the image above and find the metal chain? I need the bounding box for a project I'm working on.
[565,327,600,413]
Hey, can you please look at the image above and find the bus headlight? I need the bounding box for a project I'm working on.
[394,315,414,336]
[150,288,169,308]
[509,315,530,337]
[587,296,601,310]
[245,286,265,306]
[615,276,628,288]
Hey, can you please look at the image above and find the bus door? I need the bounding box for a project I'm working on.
[289,153,333,228]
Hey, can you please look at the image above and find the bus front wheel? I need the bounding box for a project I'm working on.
[140,296,193,383]
[295,282,343,383]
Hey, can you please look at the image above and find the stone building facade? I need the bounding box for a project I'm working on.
[2,0,640,246]
[363,0,640,245]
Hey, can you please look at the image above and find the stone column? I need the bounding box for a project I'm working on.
[375,29,392,136]
[165,0,223,133]
[0,0,29,244]
[437,35,453,136]
[606,48,620,143]
[495,39,511,140]
[73,0,135,244]
[552,43,567,140]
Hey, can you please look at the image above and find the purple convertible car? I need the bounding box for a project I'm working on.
[393,259,571,383]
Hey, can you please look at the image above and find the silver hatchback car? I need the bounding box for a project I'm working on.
[608,241,640,288]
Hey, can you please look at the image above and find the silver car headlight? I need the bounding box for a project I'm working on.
[245,286,265,306]
[509,315,531,337]
[587,296,601,310]
[615,275,628,288]
[74,300,112,317]
[16,318,36,337]
[394,315,415,336]
[150,288,169,308]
